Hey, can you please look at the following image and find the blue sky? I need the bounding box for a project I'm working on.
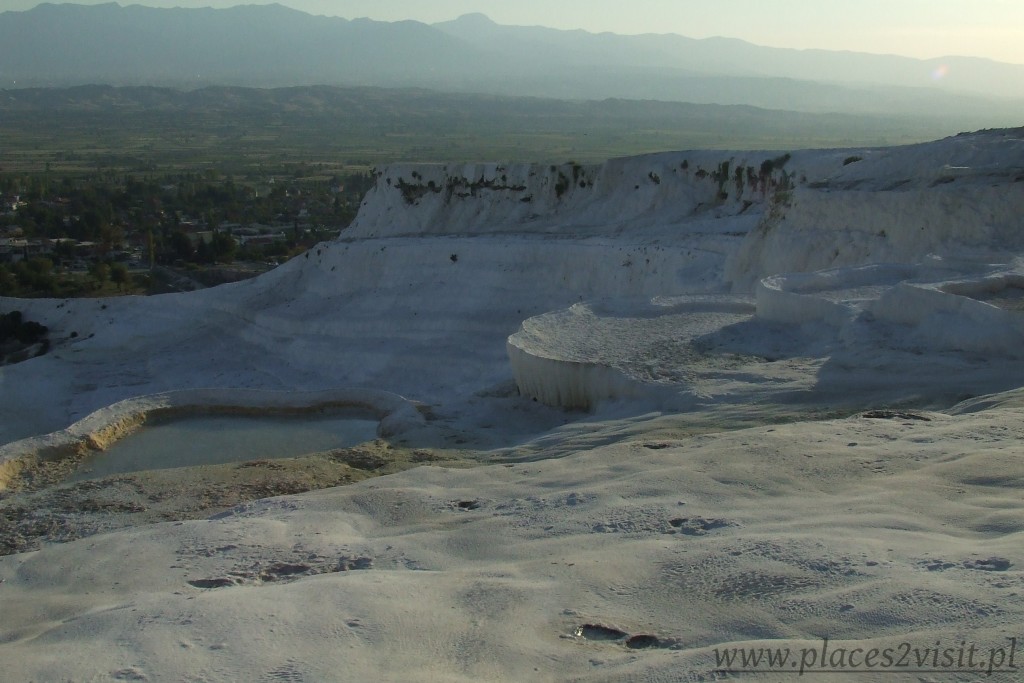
[7,1,1024,64]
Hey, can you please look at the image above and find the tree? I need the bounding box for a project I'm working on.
[51,239,77,264]
[110,262,130,291]
[89,261,110,290]
[195,239,211,264]
[168,230,194,261]
[0,265,16,295]
[146,227,156,269]
[13,258,56,294]
[98,222,124,257]
[76,208,107,241]
[209,231,237,264]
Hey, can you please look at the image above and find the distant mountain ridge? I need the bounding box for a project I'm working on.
[0,3,1021,127]
[434,12,1024,97]
[0,3,491,87]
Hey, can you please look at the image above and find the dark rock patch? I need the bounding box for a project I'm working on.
[260,562,314,581]
[188,577,239,589]
[861,410,930,421]
[964,557,1011,572]
[625,634,663,649]
[338,556,373,571]
[668,516,735,536]
[575,624,628,641]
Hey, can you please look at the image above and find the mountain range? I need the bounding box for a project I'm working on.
[0,3,1022,128]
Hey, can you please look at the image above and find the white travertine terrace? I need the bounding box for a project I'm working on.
[2,130,1024,682]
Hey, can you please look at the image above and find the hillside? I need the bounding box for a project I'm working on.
[1,129,1024,680]
[3,128,1023,436]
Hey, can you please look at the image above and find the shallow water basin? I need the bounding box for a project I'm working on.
[71,412,380,481]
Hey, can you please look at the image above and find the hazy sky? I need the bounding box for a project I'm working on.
[7,1,1024,65]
